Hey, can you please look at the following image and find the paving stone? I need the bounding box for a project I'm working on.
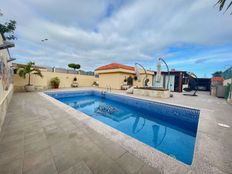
[43,123,59,132]
[66,128,80,139]
[117,152,144,174]
[23,148,53,172]
[0,159,23,174]
[1,131,24,144]
[24,124,44,135]
[1,128,24,138]
[45,127,69,145]
[24,159,57,174]
[83,149,115,174]
[24,131,47,145]
[50,140,77,156]
[24,128,44,138]
[24,139,50,156]
[60,161,93,174]
[41,119,56,128]
[2,129,24,138]
[0,149,23,165]
[0,139,24,153]
[53,150,81,173]
[94,137,127,160]
[137,164,162,174]
[103,163,127,174]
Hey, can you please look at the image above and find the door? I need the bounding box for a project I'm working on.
[165,75,175,91]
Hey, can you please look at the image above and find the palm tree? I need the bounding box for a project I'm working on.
[17,62,43,86]
[216,0,232,14]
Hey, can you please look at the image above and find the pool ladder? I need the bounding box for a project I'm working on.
[106,85,111,92]
[101,85,111,95]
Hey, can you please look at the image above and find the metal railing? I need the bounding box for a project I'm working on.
[106,84,111,92]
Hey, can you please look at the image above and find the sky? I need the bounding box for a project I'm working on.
[1,0,232,77]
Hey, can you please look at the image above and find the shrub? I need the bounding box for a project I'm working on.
[50,77,60,88]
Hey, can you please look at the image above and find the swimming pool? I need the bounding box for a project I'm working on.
[46,90,200,165]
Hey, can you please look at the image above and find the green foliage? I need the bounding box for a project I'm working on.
[68,63,81,70]
[17,62,43,85]
[212,71,223,77]
[216,0,232,14]
[0,10,16,40]
[50,77,60,87]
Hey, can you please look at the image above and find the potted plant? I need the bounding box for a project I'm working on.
[71,77,78,87]
[50,77,60,89]
[17,62,43,92]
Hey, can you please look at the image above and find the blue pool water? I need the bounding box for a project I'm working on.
[47,90,199,165]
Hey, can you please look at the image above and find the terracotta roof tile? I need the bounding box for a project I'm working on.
[211,76,224,81]
[95,63,134,71]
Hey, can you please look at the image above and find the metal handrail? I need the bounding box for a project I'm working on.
[106,85,111,92]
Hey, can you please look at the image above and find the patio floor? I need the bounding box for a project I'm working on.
[0,92,161,174]
[0,90,232,174]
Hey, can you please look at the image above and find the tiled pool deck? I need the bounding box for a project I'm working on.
[0,88,232,174]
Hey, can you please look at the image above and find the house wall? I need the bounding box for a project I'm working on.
[98,73,123,89]
[134,73,153,87]
[14,71,97,91]
[0,34,14,132]
[98,72,153,90]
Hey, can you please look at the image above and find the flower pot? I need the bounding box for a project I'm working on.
[52,84,59,89]
[25,85,35,92]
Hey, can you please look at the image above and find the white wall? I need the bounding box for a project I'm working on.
[0,34,14,132]
[153,75,175,91]
[224,78,232,102]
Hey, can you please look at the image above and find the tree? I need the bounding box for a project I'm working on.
[0,10,17,40]
[216,0,232,14]
[17,62,43,86]
[68,63,81,72]
[212,71,223,77]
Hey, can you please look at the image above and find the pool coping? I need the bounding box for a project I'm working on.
[39,89,225,174]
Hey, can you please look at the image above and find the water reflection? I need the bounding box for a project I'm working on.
[152,124,167,147]
[68,99,95,108]
[132,116,146,134]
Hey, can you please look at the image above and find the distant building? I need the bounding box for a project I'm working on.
[153,70,190,92]
[95,63,154,90]
[96,63,205,92]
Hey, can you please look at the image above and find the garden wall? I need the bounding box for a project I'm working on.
[13,70,97,91]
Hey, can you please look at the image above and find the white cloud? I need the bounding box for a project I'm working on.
[1,0,232,73]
